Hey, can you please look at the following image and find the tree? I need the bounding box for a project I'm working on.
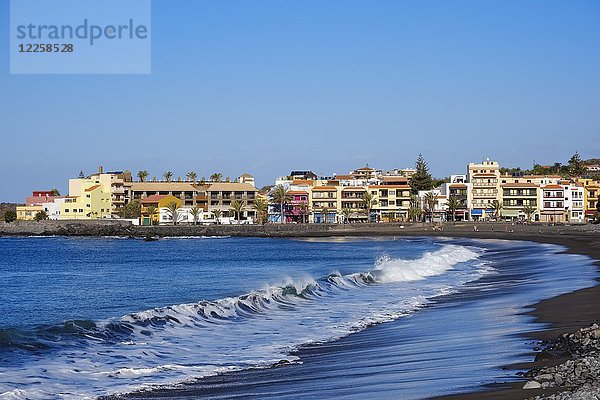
[408,206,422,223]
[568,152,586,177]
[341,208,352,224]
[4,210,17,223]
[298,202,309,223]
[78,171,85,179]
[212,209,222,224]
[146,205,157,225]
[230,200,245,224]
[424,192,437,223]
[321,206,330,224]
[50,188,61,196]
[210,173,223,182]
[253,198,268,224]
[137,170,149,182]
[163,171,173,182]
[165,201,180,225]
[187,171,197,182]
[189,206,201,225]
[34,210,48,221]
[362,192,377,222]
[522,204,536,222]
[491,200,503,221]
[116,201,141,219]
[447,196,460,223]
[271,185,291,224]
[410,154,434,195]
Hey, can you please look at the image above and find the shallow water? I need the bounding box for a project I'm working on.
[0,236,597,399]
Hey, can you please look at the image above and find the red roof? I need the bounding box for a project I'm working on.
[84,185,101,192]
[543,184,563,189]
[313,186,337,191]
[288,191,308,195]
[141,194,171,203]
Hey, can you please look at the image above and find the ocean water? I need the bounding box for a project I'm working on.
[0,236,597,400]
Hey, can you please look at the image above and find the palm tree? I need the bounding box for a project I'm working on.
[424,192,437,223]
[163,171,173,182]
[165,201,180,225]
[230,200,245,224]
[186,171,197,182]
[408,206,422,222]
[409,194,422,222]
[298,202,309,223]
[212,209,222,224]
[189,206,201,225]
[271,185,291,224]
[447,196,460,223]
[253,198,268,224]
[146,205,157,225]
[137,170,149,182]
[210,173,223,182]
[522,204,536,222]
[341,208,352,224]
[491,200,503,221]
[50,188,61,196]
[362,192,377,222]
[321,206,330,224]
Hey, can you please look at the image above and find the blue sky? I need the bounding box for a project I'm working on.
[1,0,599,201]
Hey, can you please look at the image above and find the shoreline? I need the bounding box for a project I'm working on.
[4,222,599,399]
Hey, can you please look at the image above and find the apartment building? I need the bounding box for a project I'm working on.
[60,182,112,220]
[311,186,339,223]
[206,182,258,221]
[578,179,600,221]
[500,182,539,221]
[467,160,500,220]
[440,175,469,221]
[540,184,566,222]
[369,184,411,222]
[128,182,203,207]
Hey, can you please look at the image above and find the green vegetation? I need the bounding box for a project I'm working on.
[271,185,291,223]
[230,200,244,224]
[50,188,61,196]
[163,171,173,182]
[447,196,460,223]
[210,173,223,182]
[522,204,536,222]
[252,198,268,224]
[186,171,197,182]
[491,200,503,220]
[116,201,141,219]
[410,154,433,194]
[212,209,222,224]
[4,210,17,223]
[189,206,201,225]
[164,201,180,225]
[145,205,157,225]
[362,192,376,222]
[137,170,149,182]
[34,210,48,221]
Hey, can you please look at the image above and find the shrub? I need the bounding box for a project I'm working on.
[4,210,17,223]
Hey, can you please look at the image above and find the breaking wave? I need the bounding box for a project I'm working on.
[0,244,487,399]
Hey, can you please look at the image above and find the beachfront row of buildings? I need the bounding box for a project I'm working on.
[14,160,600,224]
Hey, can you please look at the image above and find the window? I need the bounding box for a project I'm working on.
[65,209,69,212]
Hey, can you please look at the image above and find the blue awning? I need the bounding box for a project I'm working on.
[470,209,483,216]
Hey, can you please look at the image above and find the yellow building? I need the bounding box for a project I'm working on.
[369,184,412,222]
[578,178,600,221]
[59,182,112,220]
[140,194,182,225]
[16,205,44,220]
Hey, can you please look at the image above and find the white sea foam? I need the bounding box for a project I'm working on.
[0,244,488,400]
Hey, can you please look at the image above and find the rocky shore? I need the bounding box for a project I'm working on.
[525,323,600,399]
